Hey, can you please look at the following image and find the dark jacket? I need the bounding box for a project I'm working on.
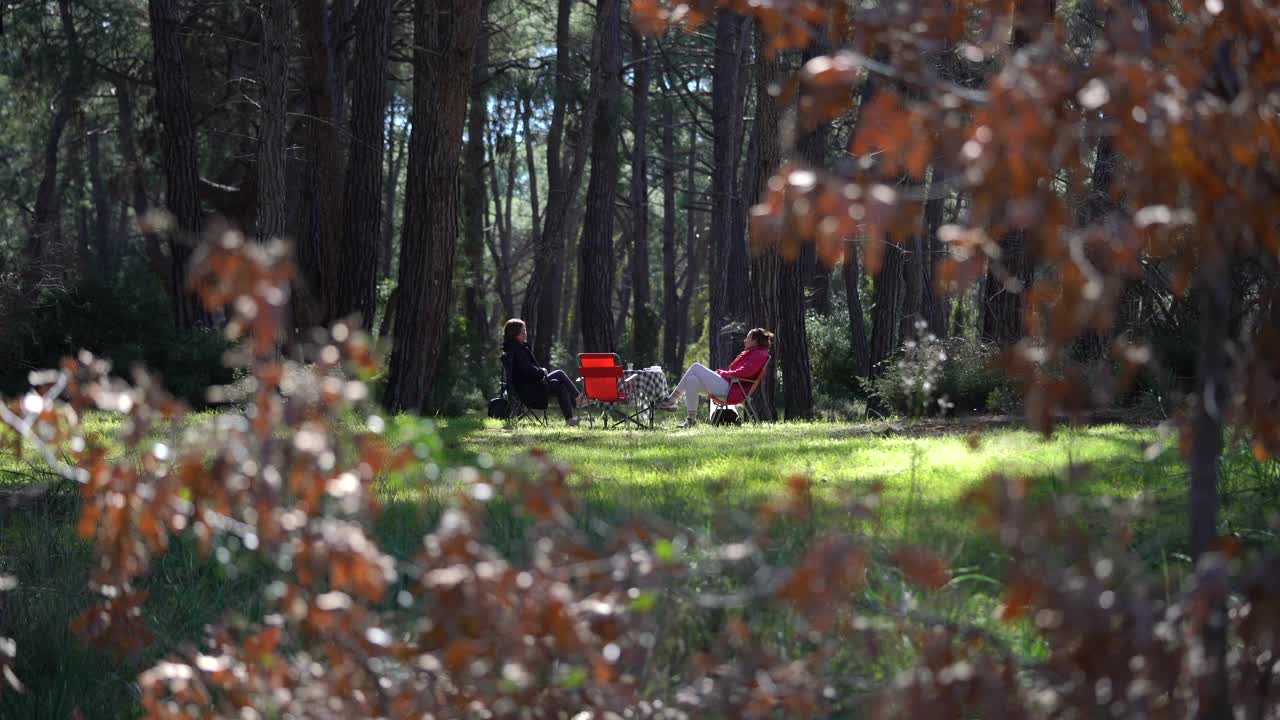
[501,340,549,408]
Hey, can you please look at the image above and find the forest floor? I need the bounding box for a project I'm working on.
[1,413,1277,717]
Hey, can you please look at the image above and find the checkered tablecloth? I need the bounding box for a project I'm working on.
[620,368,670,405]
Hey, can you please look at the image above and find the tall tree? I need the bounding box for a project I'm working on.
[524,0,577,359]
[744,26,783,421]
[296,0,344,327]
[147,0,210,329]
[707,10,750,368]
[461,0,491,379]
[869,240,904,374]
[629,32,656,366]
[27,0,85,277]
[577,0,623,353]
[382,0,484,412]
[919,167,950,337]
[255,0,290,244]
[334,0,394,326]
[660,76,681,373]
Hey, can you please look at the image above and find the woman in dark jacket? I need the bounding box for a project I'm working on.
[501,318,583,426]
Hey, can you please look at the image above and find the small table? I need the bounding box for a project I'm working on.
[620,368,670,429]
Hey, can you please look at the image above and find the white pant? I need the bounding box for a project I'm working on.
[675,363,730,414]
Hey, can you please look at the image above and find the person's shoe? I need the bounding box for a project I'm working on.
[566,417,581,428]
[656,391,682,411]
[677,416,697,429]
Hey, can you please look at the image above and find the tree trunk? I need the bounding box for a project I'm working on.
[870,240,905,374]
[921,166,950,337]
[382,0,484,413]
[87,128,114,280]
[113,79,167,283]
[334,0,392,327]
[524,0,575,352]
[744,25,782,421]
[677,123,702,367]
[147,0,210,329]
[630,32,656,367]
[381,116,407,280]
[296,0,344,327]
[27,0,84,278]
[255,0,289,245]
[707,10,750,368]
[577,0,622,353]
[1191,260,1231,720]
[843,244,871,378]
[461,0,491,383]
[661,77,681,373]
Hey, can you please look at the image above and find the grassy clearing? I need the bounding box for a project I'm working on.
[1,413,1276,718]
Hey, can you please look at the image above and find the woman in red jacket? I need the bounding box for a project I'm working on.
[658,328,772,427]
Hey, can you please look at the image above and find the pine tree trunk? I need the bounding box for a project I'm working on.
[462,0,491,382]
[113,79,167,283]
[843,244,871,378]
[383,0,484,413]
[630,32,656,367]
[381,118,407,281]
[256,0,289,246]
[707,10,750,368]
[86,128,114,280]
[334,0,392,327]
[870,240,905,374]
[296,0,344,327]
[577,0,622,353]
[661,79,681,373]
[744,26,783,421]
[677,125,702,367]
[921,166,950,337]
[147,0,209,329]
[524,0,576,353]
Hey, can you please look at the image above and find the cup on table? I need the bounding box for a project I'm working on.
[627,363,633,371]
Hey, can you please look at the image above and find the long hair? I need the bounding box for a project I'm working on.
[502,318,526,345]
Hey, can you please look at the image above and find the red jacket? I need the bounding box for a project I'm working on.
[716,347,770,404]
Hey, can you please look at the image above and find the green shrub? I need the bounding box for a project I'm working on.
[806,306,863,406]
[866,333,1017,417]
[1,264,233,406]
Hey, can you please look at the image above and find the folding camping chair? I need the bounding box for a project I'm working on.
[501,352,548,429]
[576,353,646,429]
[708,356,770,425]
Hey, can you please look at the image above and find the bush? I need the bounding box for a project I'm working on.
[0,264,233,407]
[866,332,1016,417]
[806,305,864,406]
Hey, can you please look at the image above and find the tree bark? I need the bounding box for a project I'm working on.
[382,0,484,413]
[921,166,950,337]
[381,116,408,281]
[255,0,289,246]
[523,0,575,355]
[334,0,393,327]
[629,32,656,367]
[147,0,210,329]
[462,1,491,380]
[744,26,783,421]
[843,244,871,378]
[296,0,344,327]
[27,0,84,277]
[870,240,905,374]
[707,10,750,368]
[87,128,114,279]
[677,123,702,367]
[577,0,623,353]
[661,77,681,373]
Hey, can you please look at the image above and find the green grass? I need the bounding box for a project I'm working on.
[2,412,1277,718]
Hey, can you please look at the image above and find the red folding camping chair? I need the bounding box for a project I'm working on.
[709,355,770,425]
[576,353,646,429]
